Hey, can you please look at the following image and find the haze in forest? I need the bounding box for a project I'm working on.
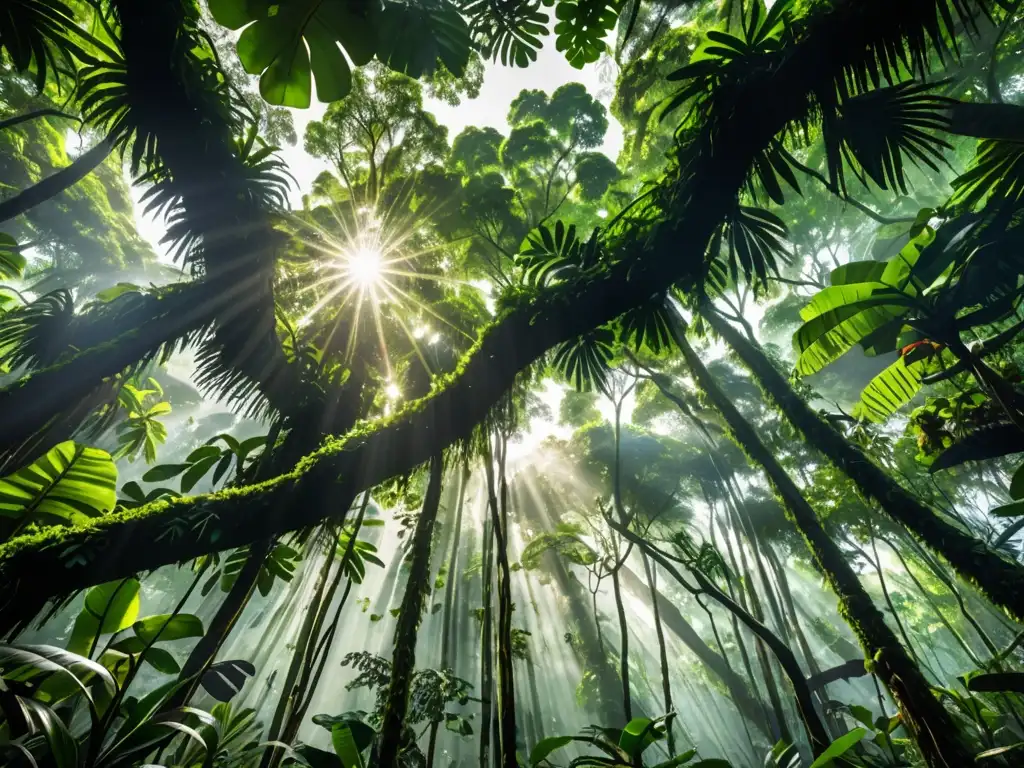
[1,2,1024,768]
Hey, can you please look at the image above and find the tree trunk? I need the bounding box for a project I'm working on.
[640,551,675,753]
[479,486,495,768]
[264,532,335,761]
[0,139,112,224]
[374,455,444,768]
[428,463,470,768]
[616,563,768,737]
[168,537,274,708]
[674,316,976,766]
[704,306,1024,622]
[609,567,632,723]
[484,436,518,768]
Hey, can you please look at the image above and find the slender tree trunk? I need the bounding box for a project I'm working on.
[618,522,831,755]
[724,499,790,743]
[484,435,517,768]
[428,463,470,768]
[164,536,273,711]
[610,566,632,722]
[278,494,370,753]
[0,139,112,224]
[374,455,444,768]
[617,562,767,736]
[640,551,676,753]
[673,317,976,767]
[263,532,335,764]
[704,306,1024,622]
[479,484,495,768]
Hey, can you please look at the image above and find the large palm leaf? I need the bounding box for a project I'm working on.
[552,326,616,393]
[949,139,1024,214]
[823,80,953,196]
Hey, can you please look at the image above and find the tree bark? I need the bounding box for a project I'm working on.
[704,306,1024,622]
[374,454,444,768]
[673,315,975,766]
[0,139,112,225]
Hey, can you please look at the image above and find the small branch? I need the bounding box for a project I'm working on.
[790,158,917,226]
[0,109,81,132]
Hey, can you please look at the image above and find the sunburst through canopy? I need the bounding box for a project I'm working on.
[289,203,477,391]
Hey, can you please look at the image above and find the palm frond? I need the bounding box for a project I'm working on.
[707,205,791,291]
[618,294,675,355]
[823,80,953,195]
[0,289,75,371]
[949,139,1024,214]
[551,326,616,393]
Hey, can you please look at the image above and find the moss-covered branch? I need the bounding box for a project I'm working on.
[704,307,1024,623]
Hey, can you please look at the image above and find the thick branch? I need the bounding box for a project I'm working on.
[945,100,1024,141]
[0,139,112,225]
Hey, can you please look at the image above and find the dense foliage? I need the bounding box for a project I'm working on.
[2,1,1024,767]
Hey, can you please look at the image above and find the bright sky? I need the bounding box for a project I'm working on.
[132,48,625,262]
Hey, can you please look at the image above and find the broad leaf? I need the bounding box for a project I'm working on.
[0,441,116,529]
[808,728,866,767]
[208,0,378,107]
[376,0,471,79]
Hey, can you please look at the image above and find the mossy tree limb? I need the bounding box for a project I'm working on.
[672,313,976,767]
[703,306,1024,623]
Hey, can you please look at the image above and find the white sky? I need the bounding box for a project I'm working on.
[132,47,624,261]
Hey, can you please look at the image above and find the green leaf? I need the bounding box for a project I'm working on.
[141,646,180,674]
[976,743,1024,760]
[133,614,205,644]
[808,727,867,767]
[965,671,1024,694]
[0,441,116,526]
[553,0,620,68]
[0,232,27,279]
[180,454,220,493]
[68,578,141,654]
[209,0,379,107]
[331,722,366,768]
[94,282,141,303]
[793,284,914,376]
[85,579,141,633]
[529,735,574,765]
[376,0,470,79]
[990,500,1024,518]
[829,261,885,286]
[142,463,190,483]
[853,355,930,422]
[1009,462,1024,500]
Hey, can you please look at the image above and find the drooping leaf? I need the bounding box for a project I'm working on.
[0,233,26,279]
[965,671,1024,694]
[460,0,549,68]
[133,614,205,644]
[529,735,574,765]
